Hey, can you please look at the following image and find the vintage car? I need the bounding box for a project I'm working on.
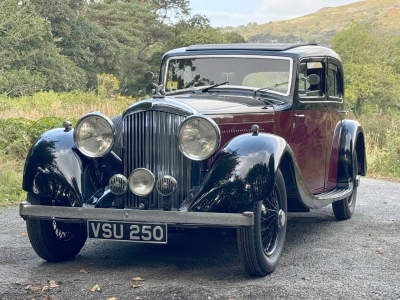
[19,43,366,276]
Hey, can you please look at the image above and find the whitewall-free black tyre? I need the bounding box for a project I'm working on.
[26,193,87,262]
[237,169,287,276]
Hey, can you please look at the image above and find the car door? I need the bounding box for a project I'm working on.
[289,59,328,194]
[324,58,345,191]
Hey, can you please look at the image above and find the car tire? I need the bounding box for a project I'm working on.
[237,169,287,276]
[332,154,358,221]
[26,193,87,262]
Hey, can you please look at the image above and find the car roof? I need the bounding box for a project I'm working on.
[163,43,341,61]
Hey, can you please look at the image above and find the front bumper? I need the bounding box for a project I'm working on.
[19,202,254,228]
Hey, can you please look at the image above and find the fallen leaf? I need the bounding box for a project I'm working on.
[79,269,89,274]
[132,277,145,281]
[26,284,41,292]
[130,284,143,289]
[91,284,101,292]
[108,298,118,300]
[282,262,289,267]
[376,248,384,254]
[22,232,28,236]
[49,280,59,288]
[41,285,50,292]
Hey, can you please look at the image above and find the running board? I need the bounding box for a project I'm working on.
[315,186,353,202]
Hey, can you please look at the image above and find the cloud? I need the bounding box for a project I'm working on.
[202,0,360,27]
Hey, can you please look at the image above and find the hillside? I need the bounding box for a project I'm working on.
[226,0,400,43]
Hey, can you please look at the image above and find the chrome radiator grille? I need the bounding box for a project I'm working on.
[123,111,191,208]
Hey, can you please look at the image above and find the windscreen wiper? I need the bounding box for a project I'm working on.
[253,81,289,97]
[198,81,229,93]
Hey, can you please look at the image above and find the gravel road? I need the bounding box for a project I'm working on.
[0,177,399,300]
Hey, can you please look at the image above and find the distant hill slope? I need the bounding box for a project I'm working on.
[225,0,400,43]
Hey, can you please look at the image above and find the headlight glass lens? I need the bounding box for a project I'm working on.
[129,169,155,197]
[74,114,114,157]
[178,116,220,160]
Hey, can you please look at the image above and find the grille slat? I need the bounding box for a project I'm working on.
[123,111,191,209]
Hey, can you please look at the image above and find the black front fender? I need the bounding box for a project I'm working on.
[186,133,289,212]
[21,127,123,207]
[22,128,89,206]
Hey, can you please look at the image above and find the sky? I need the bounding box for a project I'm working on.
[190,0,361,27]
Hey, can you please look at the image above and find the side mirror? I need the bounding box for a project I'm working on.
[145,71,164,98]
[144,71,158,83]
[304,74,320,85]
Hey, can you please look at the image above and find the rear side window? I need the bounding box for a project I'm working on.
[327,63,343,99]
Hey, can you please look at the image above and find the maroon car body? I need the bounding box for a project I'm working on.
[20,43,366,276]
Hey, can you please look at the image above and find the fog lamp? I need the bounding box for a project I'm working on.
[129,169,155,197]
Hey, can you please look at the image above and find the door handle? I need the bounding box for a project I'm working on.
[293,114,305,118]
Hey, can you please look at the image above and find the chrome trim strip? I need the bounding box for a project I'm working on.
[19,202,254,227]
[110,151,122,162]
[299,94,344,104]
[123,99,197,118]
[163,55,294,97]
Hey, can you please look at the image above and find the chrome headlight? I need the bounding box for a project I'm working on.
[73,112,115,157]
[178,115,221,161]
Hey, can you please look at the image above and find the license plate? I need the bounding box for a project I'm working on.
[87,221,167,244]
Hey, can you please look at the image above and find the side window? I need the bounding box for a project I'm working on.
[327,63,343,99]
[298,61,326,99]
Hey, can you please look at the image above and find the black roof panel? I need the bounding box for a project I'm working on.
[186,43,318,52]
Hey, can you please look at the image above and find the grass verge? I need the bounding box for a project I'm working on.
[0,157,25,207]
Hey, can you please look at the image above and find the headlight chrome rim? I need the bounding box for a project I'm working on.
[129,168,155,197]
[178,115,221,161]
[73,112,116,158]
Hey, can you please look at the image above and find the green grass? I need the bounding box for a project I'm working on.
[360,113,400,181]
[0,158,25,207]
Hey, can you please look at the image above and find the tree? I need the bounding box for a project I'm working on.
[332,22,400,115]
[0,0,86,95]
[96,0,190,23]
[86,2,173,95]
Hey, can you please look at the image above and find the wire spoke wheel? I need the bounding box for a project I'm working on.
[26,193,87,262]
[52,221,79,241]
[237,169,287,276]
[260,188,280,256]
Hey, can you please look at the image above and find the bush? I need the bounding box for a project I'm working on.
[0,117,69,161]
[359,113,400,180]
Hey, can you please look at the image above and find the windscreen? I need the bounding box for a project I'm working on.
[164,56,292,95]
